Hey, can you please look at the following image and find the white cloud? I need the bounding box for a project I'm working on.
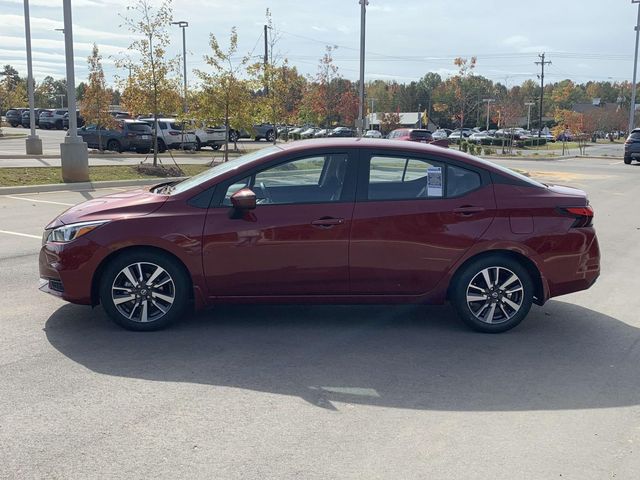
[0,14,131,41]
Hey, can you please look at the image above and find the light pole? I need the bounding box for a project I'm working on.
[482,98,494,130]
[525,101,536,130]
[629,1,640,132]
[171,21,189,113]
[60,0,88,182]
[357,0,368,136]
[23,0,42,154]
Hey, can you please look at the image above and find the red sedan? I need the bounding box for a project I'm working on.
[39,138,600,333]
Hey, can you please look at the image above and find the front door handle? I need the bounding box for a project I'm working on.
[453,206,486,216]
[311,217,345,228]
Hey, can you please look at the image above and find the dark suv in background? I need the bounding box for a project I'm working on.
[624,129,640,164]
[77,120,153,153]
[20,108,46,127]
[5,108,27,127]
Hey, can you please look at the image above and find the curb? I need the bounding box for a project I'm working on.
[481,155,571,161]
[0,177,186,195]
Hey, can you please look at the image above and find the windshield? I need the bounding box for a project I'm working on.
[170,145,282,195]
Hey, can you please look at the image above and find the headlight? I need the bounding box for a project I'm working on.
[44,220,109,244]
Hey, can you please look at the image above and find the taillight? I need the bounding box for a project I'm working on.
[559,206,594,228]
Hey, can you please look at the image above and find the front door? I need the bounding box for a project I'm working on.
[349,151,496,295]
[202,151,356,297]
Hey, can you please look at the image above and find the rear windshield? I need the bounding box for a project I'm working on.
[629,132,640,140]
[7,109,18,114]
[127,123,152,132]
[409,130,432,139]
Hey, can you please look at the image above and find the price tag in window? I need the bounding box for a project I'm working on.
[427,166,443,197]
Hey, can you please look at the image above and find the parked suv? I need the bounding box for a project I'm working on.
[5,108,27,127]
[191,122,226,150]
[624,129,640,164]
[139,118,197,152]
[62,111,85,130]
[20,108,45,128]
[39,109,68,130]
[388,128,433,143]
[253,123,277,142]
[77,120,153,153]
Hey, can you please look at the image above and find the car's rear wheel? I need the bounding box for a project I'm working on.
[106,139,121,153]
[229,130,239,143]
[212,144,220,150]
[624,156,632,165]
[451,255,534,333]
[55,120,63,130]
[266,130,275,142]
[195,137,202,151]
[157,139,167,153]
[99,250,190,331]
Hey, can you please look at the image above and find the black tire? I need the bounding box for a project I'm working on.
[624,156,632,165]
[266,130,275,142]
[212,144,220,151]
[195,137,202,151]
[9,122,18,127]
[99,249,191,331]
[157,139,167,153]
[450,254,534,333]
[107,139,122,153]
[229,130,239,143]
[55,120,63,130]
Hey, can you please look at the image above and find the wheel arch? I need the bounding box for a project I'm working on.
[91,245,195,307]
[447,249,546,305]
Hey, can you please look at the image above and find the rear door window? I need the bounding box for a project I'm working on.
[367,156,444,200]
[447,165,481,197]
[127,123,151,133]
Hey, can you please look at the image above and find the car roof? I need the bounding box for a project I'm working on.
[276,138,501,170]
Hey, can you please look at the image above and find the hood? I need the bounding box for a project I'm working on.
[48,187,168,228]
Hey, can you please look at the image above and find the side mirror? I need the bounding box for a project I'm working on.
[230,188,256,210]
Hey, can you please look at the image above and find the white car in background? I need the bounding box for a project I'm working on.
[432,129,452,140]
[364,129,383,138]
[191,123,226,150]
[139,117,197,152]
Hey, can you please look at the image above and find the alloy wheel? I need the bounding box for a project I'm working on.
[111,262,175,323]
[465,266,524,325]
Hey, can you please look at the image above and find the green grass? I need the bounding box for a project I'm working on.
[0,164,211,187]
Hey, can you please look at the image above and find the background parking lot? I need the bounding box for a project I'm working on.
[1,157,639,479]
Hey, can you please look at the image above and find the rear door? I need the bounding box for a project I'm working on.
[349,149,496,295]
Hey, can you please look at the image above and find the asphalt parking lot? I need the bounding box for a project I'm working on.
[1,157,639,479]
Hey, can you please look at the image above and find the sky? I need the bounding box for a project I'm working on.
[0,0,638,89]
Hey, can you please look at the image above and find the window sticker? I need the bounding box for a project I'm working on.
[427,166,443,197]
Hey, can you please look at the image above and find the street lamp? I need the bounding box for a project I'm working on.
[357,0,368,136]
[171,21,189,114]
[482,98,494,130]
[629,0,640,132]
[525,101,536,130]
[59,0,88,182]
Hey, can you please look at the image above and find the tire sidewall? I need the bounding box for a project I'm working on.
[451,255,534,333]
[99,250,190,331]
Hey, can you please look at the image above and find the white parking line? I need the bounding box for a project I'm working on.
[0,229,40,240]
[5,196,74,206]
[609,161,623,165]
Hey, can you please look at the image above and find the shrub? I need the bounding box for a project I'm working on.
[460,140,468,153]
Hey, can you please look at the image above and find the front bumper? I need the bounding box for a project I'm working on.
[39,239,106,305]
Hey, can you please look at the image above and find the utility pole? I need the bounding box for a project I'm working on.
[60,0,88,182]
[418,103,422,128]
[629,0,640,132]
[264,24,269,96]
[23,0,42,154]
[482,98,494,131]
[357,0,368,136]
[171,21,189,113]
[525,101,536,130]
[535,53,551,138]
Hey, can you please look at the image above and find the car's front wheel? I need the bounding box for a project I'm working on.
[99,250,190,331]
[450,255,534,333]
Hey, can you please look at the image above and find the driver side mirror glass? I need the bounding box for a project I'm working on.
[230,188,256,210]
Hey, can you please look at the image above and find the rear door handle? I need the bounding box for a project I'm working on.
[311,217,345,228]
[453,206,486,216]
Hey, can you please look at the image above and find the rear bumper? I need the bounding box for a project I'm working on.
[544,228,601,299]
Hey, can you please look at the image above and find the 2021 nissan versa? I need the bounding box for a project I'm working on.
[39,138,600,333]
